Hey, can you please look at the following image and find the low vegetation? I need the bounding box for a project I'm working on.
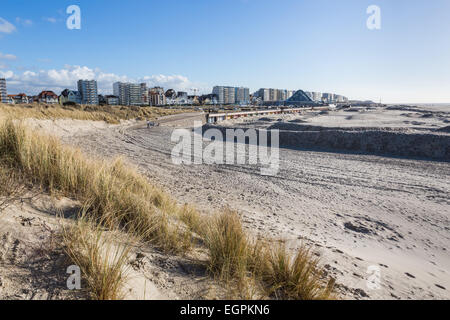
[62,212,133,300]
[0,103,188,124]
[201,210,335,300]
[0,114,336,300]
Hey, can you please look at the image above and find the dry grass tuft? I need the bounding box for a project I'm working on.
[203,210,335,300]
[204,210,249,279]
[263,245,336,300]
[61,211,133,300]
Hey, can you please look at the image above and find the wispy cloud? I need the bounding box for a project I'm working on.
[15,17,33,26]
[0,18,16,34]
[43,17,58,23]
[0,52,17,60]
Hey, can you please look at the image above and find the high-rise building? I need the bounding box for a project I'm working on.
[322,93,335,103]
[113,82,127,105]
[212,86,224,104]
[140,83,148,105]
[77,80,99,105]
[213,86,249,104]
[257,88,292,102]
[235,87,250,105]
[113,82,144,106]
[128,83,142,106]
[256,88,270,102]
[0,78,7,104]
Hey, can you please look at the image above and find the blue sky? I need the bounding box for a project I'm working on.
[1,0,449,103]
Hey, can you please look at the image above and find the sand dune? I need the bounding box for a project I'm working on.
[19,106,450,300]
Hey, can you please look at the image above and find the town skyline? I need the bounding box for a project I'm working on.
[1,0,449,103]
[0,77,350,106]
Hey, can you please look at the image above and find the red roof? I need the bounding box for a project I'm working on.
[38,91,58,99]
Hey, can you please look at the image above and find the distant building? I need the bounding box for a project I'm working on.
[98,95,107,105]
[256,89,270,102]
[322,93,334,103]
[140,83,149,105]
[59,89,82,105]
[285,90,314,105]
[37,91,59,104]
[199,94,218,105]
[0,78,7,104]
[113,82,143,106]
[235,87,250,105]
[334,94,348,103]
[106,95,119,106]
[149,87,166,106]
[312,92,322,102]
[213,86,249,104]
[176,91,188,105]
[128,84,142,106]
[8,93,30,104]
[77,80,99,105]
[113,82,127,105]
[256,88,292,102]
[177,91,188,99]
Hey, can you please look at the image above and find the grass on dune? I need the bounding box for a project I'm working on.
[0,119,191,253]
[0,118,336,300]
[202,210,336,300]
[0,103,187,124]
[61,211,133,300]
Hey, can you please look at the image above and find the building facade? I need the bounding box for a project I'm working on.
[60,89,82,105]
[235,87,250,105]
[0,78,7,104]
[256,88,293,102]
[149,87,166,106]
[113,82,147,106]
[37,91,59,104]
[106,95,119,105]
[77,80,99,105]
[213,86,249,105]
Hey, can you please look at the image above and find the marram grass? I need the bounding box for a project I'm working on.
[0,118,336,300]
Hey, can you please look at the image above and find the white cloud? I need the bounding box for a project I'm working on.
[0,52,17,60]
[44,17,58,23]
[0,70,14,79]
[0,18,16,34]
[0,65,209,95]
[15,17,33,26]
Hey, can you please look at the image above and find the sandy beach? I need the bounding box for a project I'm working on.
[15,105,449,300]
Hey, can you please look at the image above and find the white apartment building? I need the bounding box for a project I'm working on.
[213,86,247,104]
[113,82,145,106]
[0,78,7,104]
[77,80,99,105]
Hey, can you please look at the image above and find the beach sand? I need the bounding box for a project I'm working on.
[14,105,450,300]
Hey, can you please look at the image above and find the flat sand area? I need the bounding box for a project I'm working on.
[26,105,450,300]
